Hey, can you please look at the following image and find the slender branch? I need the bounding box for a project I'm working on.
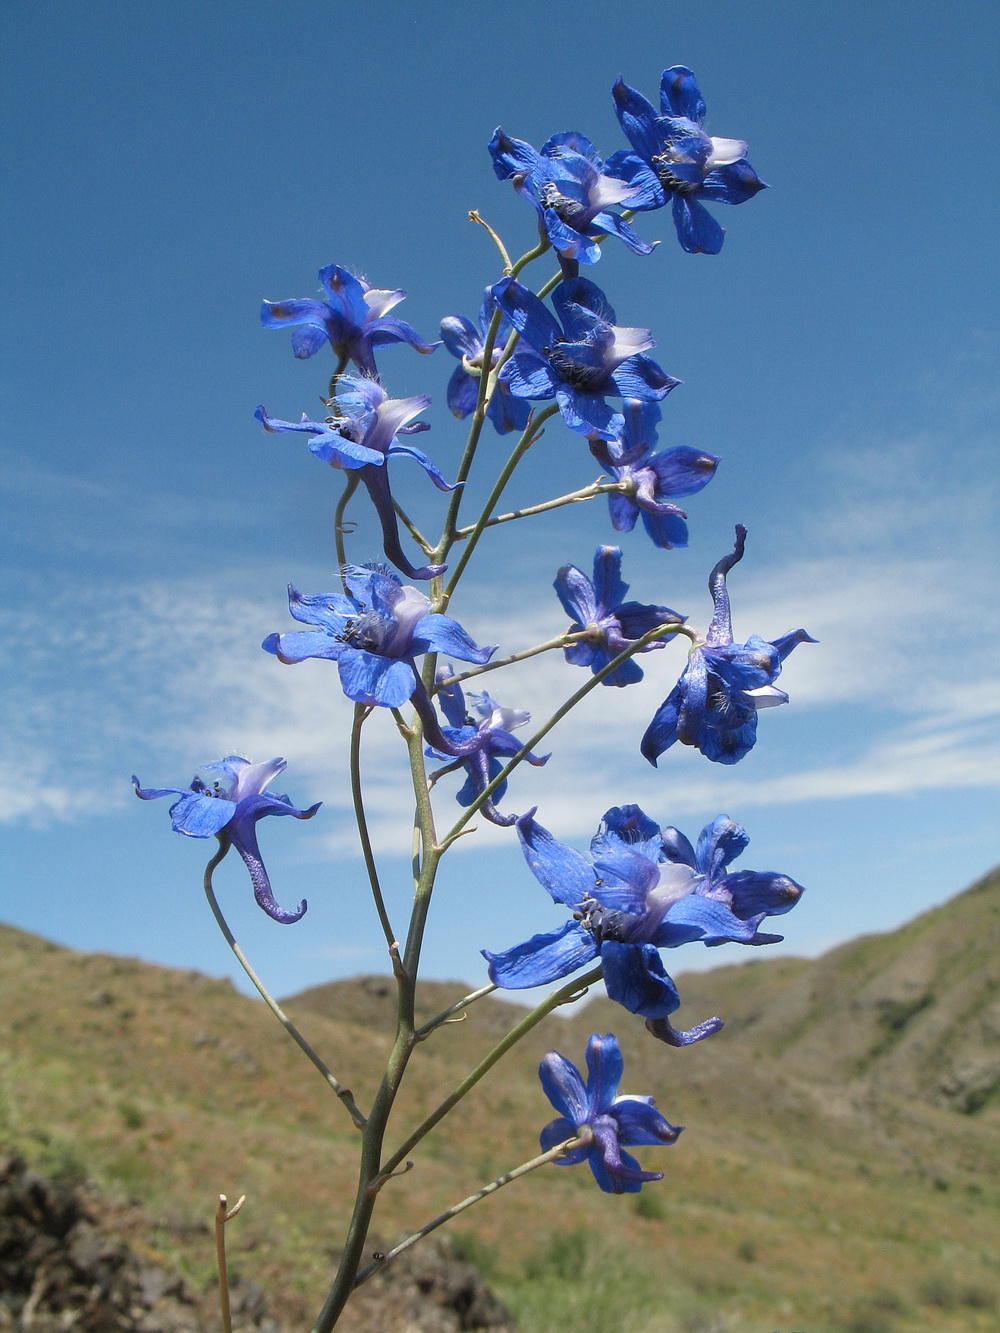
[443,620,689,842]
[436,632,583,687]
[391,498,434,554]
[355,1133,591,1288]
[334,472,361,582]
[214,1193,246,1333]
[453,479,624,538]
[415,982,498,1041]
[350,705,397,952]
[443,404,559,600]
[378,964,603,1179]
[468,210,512,272]
[326,351,350,405]
[203,843,366,1129]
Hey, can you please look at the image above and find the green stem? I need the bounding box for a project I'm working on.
[392,498,434,554]
[378,964,602,1179]
[443,619,689,842]
[453,479,624,538]
[334,472,361,583]
[350,706,397,952]
[415,982,498,1041]
[355,1131,591,1288]
[436,632,585,687]
[203,842,366,1130]
[443,404,559,601]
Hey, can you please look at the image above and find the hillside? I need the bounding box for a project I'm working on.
[1,867,999,1333]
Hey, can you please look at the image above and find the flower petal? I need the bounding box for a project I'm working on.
[612,1097,682,1147]
[517,810,595,907]
[337,650,417,707]
[483,921,598,988]
[600,940,680,1019]
[168,791,236,838]
[584,1033,624,1114]
[539,1050,590,1124]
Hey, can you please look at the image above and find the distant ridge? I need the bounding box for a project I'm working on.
[2,864,999,1330]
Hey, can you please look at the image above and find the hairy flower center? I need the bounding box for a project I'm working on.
[539,181,588,225]
[337,610,388,653]
[576,863,698,943]
[651,152,699,194]
[545,340,607,391]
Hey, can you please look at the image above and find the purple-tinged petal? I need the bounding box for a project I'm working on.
[554,562,599,625]
[612,1097,682,1147]
[586,1136,647,1194]
[612,77,664,163]
[555,387,622,440]
[659,65,706,124]
[645,1014,724,1046]
[654,895,766,947]
[318,264,371,319]
[367,315,438,355]
[699,715,758,765]
[648,446,720,496]
[600,940,680,1019]
[227,813,308,925]
[771,628,818,661]
[290,325,330,359]
[131,778,190,802]
[260,297,333,329]
[724,870,804,919]
[700,160,767,205]
[446,366,478,418]
[503,353,559,400]
[591,546,628,610]
[598,804,663,847]
[487,384,533,434]
[706,525,746,645]
[411,614,496,664]
[696,815,750,879]
[387,440,460,493]
[602,150,665,210]
[592,212,657,256]
[337,649,417,707]
[660,825,698,870]
[611,356,679,400]
[675,654,709,746]
[517,810,595,908]
[584,1033,624,1114]
[608,494,639,532]
[287,585,357,628]
[358,467,446,581]
[168,791,236,838]
[592,844,660,897]
[672,195,725,255]
[440,314,482,359]
[641,511,690,549]
[640,683,683,765]
[262,630,345,664]
[539,1049,590,1124]
[491,278,563,355]
[489,127,542,180]
[484,920,598,988]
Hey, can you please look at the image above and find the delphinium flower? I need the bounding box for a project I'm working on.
[484,804,802,1044]
[426,671,549,826]
[263,564,497,756]
[611,65,766,255]
[490,275,678,440]
[439,297,532,435]
[555,545,684,686]
[132,757,319,923]
[589,399,720,549]
[261,263,437,374]
[256,375,455,581]
[642,525,815,766]
[539,1033,681,1194]
[488,129,658,269]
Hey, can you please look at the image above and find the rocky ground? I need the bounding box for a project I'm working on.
[0,1152,514,1333]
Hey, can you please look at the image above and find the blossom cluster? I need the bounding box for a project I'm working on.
[136,62,812,1215]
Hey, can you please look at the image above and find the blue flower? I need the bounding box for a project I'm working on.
[590,400,719,549]
[491,276,678,440]
[132,756,319,924]
[642,526,816,766]
[256,375,453,581]
[263,564,497,756]
[484,804,802,1043]
[426,671,549,826]
[489,129,658,268]
[539,1033,681,1194]
[439,297,532,435]
[610,65,766,254]
[555,545,684,687]
[261,263,437,375]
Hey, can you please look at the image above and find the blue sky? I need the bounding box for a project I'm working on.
[1,0,998,1004]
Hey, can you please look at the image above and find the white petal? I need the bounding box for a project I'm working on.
[745,685,789,710]
[707,137,748,167]
[589,176,638,210]
[363,287,405,320]
[610,324,655,357]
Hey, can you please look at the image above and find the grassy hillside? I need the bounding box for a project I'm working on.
[1,869,999,1332]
